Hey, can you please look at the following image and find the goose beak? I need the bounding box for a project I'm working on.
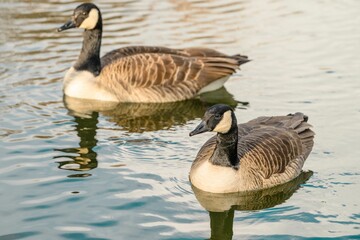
[189,121,210,136]
[57,20,76,32]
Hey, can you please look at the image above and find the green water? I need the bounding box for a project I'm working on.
[1,0,359,239]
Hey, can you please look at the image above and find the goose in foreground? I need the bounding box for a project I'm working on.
[189,104,315,193]
[57,3,249,103]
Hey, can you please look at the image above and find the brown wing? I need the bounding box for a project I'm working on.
[238,126,303,180]
[99,52,242,102]
[245,112,314,159]
[101,46,249,67]
[238,112,314,182]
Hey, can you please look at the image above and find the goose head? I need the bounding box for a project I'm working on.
[57,3,102,32]
[190,104,237,136]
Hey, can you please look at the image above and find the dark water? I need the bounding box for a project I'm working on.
[1,0,360,239]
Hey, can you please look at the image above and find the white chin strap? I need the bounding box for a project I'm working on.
[79,9,99,30]
[213,110,232,133]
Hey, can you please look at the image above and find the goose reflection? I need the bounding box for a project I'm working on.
[192,171,313,240]
[54,112,99,176]
[63,87,246,133]
[56,88,246,174]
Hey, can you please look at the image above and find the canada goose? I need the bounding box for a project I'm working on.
[57,3,249,103]
[189,104,314,193]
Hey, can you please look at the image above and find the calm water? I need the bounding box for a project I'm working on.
[1,0,360,239]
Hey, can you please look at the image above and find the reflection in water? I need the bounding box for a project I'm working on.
[0,0,358,238]
[103,100,207,133]
[57,88,247,173]
[64,87,246,133]
[54,112,99,176]
[192,171,313,240]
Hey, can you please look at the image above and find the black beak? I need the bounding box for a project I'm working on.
[189,121,210,136]
[57,20,76,32]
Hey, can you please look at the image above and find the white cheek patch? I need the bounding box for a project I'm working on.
[79,8,99,30]
[213,110,232,133]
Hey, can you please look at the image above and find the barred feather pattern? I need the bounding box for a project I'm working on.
[191,112,315,192]
[98,46,249,102]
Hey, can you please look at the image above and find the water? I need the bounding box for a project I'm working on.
[1,0,360,239]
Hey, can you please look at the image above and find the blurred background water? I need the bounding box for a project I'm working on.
[0,0,360,239]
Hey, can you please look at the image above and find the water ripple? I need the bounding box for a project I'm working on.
[1,0,360,239]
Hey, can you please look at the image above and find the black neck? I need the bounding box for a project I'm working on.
[210,124,239,168]
[74,24,102,76]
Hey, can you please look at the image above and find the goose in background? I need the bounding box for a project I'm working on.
[57,3,249,103]
[189,104,315,193]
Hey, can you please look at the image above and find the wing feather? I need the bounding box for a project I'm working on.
[100,53,240,97]
[98,46,249,102]
[238,126,302,179]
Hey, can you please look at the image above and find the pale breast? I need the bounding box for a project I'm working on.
[63,67,118,102]
[190,160,243,193]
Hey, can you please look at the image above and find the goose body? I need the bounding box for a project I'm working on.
[189,104,315,193]
[58,3,249,103]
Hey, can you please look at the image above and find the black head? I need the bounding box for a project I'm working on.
[189,104,236,136]
[57,3,102,32]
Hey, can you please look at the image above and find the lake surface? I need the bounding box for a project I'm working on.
[1,0,360,239]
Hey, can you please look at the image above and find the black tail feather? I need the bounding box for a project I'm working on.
[231,54,251,66]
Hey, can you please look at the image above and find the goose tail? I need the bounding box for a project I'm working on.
[231,54,251,66]
[286,112,315,159]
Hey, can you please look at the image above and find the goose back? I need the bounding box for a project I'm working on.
[101,46,248,67]
[98,46,249,102]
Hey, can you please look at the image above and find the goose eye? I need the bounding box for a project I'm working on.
[214,114,221,120]
[82,12,87,15]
